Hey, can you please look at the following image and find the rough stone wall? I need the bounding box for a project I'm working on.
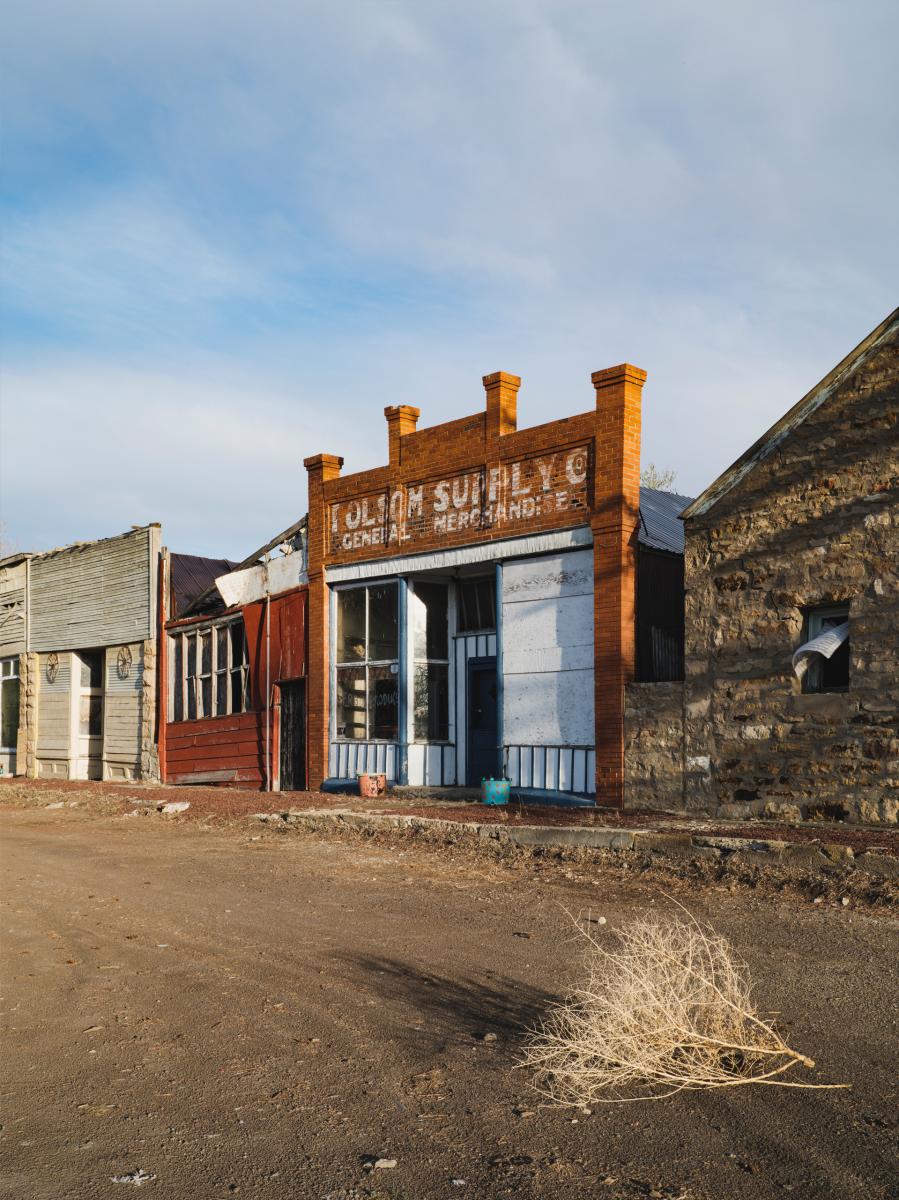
[624,681,684,810]
[683,326,898,824]
[140,638,159,781]
[20,652,38,778]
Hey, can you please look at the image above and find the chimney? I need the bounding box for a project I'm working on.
[384,405,420,467]
[483,372,519,449]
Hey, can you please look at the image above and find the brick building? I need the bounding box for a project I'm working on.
[680,308,899,823]
[303,365,687,806]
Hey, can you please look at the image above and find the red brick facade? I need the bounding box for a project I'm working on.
[305,365,645,806]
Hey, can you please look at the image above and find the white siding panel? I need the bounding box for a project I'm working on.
[329,741,397,781]
[501,550,594,749]
[502,552,593,602]
[503,668,594,745]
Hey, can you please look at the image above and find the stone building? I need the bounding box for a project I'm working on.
[12,526,163,782]
[303,365,688,805]
[679,308,898,823]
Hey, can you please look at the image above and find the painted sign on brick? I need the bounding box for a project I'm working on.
[329,446,590,555]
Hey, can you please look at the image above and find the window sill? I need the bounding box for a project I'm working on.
[333,738,398,745]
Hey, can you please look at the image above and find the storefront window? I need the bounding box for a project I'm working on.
[0,657,20,751]
[411,581,449,741]
[335,584,399,741]
[458,576,496,633]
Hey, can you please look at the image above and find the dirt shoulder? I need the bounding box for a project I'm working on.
[1,804,898,1200]
[2,776,897,857]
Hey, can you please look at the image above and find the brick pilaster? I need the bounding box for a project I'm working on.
[384,405,420,467]
[591,364,645,807]
[304,452,343,789]
[483,372,519,454]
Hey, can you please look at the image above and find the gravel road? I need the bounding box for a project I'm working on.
[1,805,897,1199]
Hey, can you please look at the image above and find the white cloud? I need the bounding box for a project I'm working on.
[0,0,896,552]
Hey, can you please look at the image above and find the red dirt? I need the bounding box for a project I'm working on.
[2,776,896,856]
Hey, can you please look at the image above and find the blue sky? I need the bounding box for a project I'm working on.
[2,0,897,558]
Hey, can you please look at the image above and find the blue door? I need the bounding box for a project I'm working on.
[466,657,498,787]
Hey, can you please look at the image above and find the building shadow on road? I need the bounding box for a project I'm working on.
[344,953,561,1052]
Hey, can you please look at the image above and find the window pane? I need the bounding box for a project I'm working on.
[186,634,197,679]
[172,637,183,722]
[80,651,103,689]
[187,678,197,721]
[1,678,19,748]
[201,675,212,718]
[231,669,246,714]
[230,622,247,667]
[80,694,102,737]
[217,626,229,670]
[821,638,850,690]
[216,672,228,715]
[369,664,399,740]
[411,582,448,661]
[413,663,449,741]
[804,610,850,694]
[337,589,367,663]
[368,584,398,661]
[200,631,212,675]
[336,666,366,740]
[458,577,496,633]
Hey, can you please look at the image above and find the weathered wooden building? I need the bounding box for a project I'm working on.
[0,553,28,775]
[678,309,899,823]
[161,520,308,790]
[303,365,688,806]
[10,526,162,781]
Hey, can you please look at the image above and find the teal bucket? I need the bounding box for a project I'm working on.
[482,778,510,806]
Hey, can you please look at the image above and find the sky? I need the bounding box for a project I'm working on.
[1,0,897,559]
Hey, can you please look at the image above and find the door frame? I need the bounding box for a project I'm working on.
[70,649,104,781]
[465,655,498,787]
[277,678,307,793]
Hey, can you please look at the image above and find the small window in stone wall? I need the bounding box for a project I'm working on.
[796,606,850,694]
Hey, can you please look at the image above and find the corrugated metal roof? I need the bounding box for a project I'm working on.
[171,554,237,618]
[638,487,693,555]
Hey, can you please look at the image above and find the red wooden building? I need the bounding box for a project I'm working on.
[159,520,308,791]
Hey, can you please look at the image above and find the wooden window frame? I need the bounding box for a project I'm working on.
[333,583,400,743]
[169,617,249,723]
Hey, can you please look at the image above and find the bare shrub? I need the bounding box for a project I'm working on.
[523,908,846,1104]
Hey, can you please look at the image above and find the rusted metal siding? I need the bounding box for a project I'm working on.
[29,527,158,652]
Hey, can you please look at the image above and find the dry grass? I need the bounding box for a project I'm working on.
[523,906,847,1104]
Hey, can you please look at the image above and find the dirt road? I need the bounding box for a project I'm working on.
[1,806,897,1199]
